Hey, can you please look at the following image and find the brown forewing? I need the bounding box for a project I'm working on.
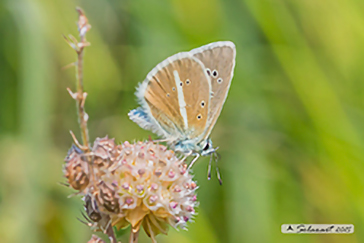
[178,57,210,138]
[144,54,210,139]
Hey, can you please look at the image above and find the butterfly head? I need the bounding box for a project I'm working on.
[174,138,216,156]
[200,138,216,156]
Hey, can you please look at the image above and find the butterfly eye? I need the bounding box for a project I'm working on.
[203,143,210,151]
[212,70,218,78]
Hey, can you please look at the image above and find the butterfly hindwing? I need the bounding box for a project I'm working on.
[190,41,236,139]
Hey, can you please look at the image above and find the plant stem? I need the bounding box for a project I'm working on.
[66,7,120,243]
[106,223,118,243]
[129,228,140,243]
[75,7,90,151]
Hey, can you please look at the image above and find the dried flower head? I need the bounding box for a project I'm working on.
[64,136,198,242]
[88,235,105,243]
[64,145,89,191]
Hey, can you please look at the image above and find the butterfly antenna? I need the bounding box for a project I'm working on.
[214,151,222,185]
[207,153,213,180]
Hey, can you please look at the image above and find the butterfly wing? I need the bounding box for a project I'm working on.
[190,41,236,139]
[129,52,211,143]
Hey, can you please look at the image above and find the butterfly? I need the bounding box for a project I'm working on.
[128,41,236,182]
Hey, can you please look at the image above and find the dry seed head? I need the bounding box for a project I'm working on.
[83,195,112,232]
[64,145,89,191]
[87,235,105,243]
[63,136,198,241]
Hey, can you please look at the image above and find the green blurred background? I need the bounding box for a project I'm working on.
[1,0,364,242]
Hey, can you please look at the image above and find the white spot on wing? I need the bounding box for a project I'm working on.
[173,70,188,129]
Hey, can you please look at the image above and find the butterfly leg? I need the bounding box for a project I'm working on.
[180,151,192,163]
[187,153,200,171]
[153,138,170,143]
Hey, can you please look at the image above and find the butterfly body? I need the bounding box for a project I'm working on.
[129,41,236,158]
